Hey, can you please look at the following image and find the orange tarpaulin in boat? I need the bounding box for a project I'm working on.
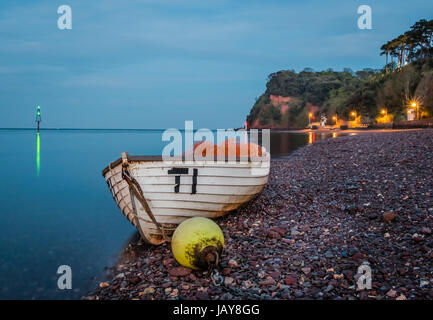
[186,139,263,159]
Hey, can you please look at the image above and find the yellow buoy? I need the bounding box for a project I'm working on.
[171,217,224,270]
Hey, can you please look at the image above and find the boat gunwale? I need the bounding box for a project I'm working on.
[102,154,270,176]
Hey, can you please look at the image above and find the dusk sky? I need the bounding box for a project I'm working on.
[1,0,432,129]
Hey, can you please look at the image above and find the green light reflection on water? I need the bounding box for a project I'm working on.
[36,132,40,176]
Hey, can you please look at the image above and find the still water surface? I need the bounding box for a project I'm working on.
[0,129,342,299]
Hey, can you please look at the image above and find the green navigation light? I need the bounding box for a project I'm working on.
[36,105,42,124]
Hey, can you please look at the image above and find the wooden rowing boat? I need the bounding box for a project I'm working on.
[102,149,270,245]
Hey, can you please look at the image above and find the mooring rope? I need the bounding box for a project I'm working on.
[120,154,171,242]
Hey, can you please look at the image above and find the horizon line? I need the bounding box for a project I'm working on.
[0,127,245,131]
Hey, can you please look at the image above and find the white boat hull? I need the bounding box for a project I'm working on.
[102,154,270,245]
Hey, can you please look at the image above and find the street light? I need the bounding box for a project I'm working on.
[308,112,313,127]
[351,111,357,118]
[332,115,338,125]
[411,101,419,119]
[380,108,388,120]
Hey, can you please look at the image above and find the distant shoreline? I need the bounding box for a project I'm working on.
[0,128,178,131]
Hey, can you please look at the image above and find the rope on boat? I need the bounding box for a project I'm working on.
[120,152,172,242]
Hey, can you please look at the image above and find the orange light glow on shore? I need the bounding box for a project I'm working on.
[308,132,315,144]
[376,108,392,123]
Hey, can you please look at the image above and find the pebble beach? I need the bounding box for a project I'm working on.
[88,129,433,300]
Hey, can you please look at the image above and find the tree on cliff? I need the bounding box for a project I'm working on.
[380,19,433,69]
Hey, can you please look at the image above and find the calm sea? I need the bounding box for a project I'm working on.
[0,129,342,299]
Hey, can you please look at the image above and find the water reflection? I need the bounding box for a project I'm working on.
[268,131,348,158]
[268,132,310,158]
[36,132,40,176]
[308,132,315,144]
